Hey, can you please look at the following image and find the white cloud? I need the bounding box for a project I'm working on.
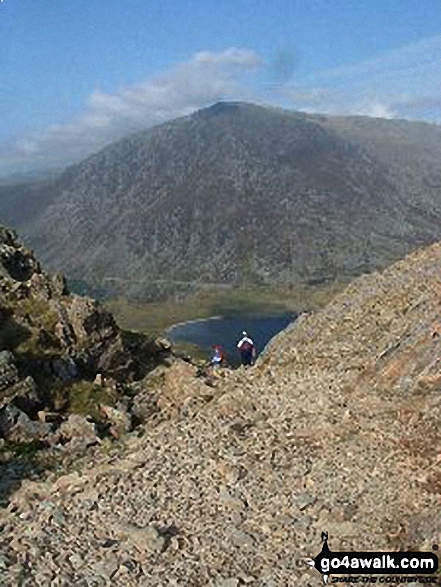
[277,35,441,121]
[1,48,262,174]
[353,101,396,119]
[1,37,440,176]
[193,48,262,67]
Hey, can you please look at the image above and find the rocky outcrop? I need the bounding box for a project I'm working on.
[130,359,220,424]
[55,414,100,451]
[0,226,177,444]
[0,405,52,443]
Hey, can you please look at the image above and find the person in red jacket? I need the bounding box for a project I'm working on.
[210,344,225,369]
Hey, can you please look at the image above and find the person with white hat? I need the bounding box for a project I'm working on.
[237,331,256,366]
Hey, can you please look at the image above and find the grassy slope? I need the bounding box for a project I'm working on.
[105,281,348,338]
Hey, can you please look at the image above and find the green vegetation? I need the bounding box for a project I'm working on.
[0,297,63,396]
[0,439,45,460]
[62,381,118,421]
[1,297,60,357]
[106,281,347,338]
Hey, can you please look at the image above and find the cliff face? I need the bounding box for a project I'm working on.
[1,240,441,585]
[0,226,176,445]
[10,102,441,299]
[0,225,137,383]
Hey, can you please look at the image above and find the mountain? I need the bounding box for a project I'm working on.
[7,102,441,299]
[0,178,58,232]
[2,237,441,583]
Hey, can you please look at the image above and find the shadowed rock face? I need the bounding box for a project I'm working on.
[0,227,41,282]
[12,101,441,299]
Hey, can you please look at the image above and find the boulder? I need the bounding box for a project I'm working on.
[66,297,116,343]
[51,273,69,297]
[155,338,172,352]
[93,373,104,387]
[100,404,132,439]
[56,414,100,451]
[0,405,52,442]
[121,525,165,554]
[130,389,160,423]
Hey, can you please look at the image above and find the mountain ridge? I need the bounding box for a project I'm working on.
[3,102,441,299]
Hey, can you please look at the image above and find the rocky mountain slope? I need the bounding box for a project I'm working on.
[1,240,441,585]
[0,225,190,452]
[7,101,441,299]
[0,179,58,233]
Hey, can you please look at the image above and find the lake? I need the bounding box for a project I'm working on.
[167,313,297,366]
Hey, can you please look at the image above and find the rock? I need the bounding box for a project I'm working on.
[230,529,254,548]
[130,389,160,423]
[28,273,52,300]
[51,273,69,297]
[0,353,38,413]
[56,414,100,450]
[100,404,132,438]
[293,492,316,511]
[123,525,165,553]
[51,357,79,382]
[0,351,19,394]
[91,560,119,580]
[0,405,52,442]
[68,554,84,570]
[215,579,239,587]
[292,515,313,531]
[155,338,172,352]
[0,232,40,282]
[237,573,255,584]
[94,373,104,386]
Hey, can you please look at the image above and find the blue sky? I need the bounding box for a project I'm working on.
[1,0,440,175]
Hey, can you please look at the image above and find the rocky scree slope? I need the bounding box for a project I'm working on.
[18,101,441,299]
[0,225,190,450]
[2,241,441,585]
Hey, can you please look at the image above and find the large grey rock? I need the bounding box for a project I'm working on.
[123,525,165,553]
[57,414,100,451]
[0,405,52,442]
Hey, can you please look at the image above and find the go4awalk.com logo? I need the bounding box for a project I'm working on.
[306,532,439,584]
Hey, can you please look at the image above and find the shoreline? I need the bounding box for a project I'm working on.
[164,314,224,337]
[165,310,298,338]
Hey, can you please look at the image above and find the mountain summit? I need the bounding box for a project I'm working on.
[10,102,441,299]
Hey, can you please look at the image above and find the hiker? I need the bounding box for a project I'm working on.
[237,331,256,366]
[210,344,225,369]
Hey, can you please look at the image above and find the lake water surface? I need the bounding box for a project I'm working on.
[167,313,297,365]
